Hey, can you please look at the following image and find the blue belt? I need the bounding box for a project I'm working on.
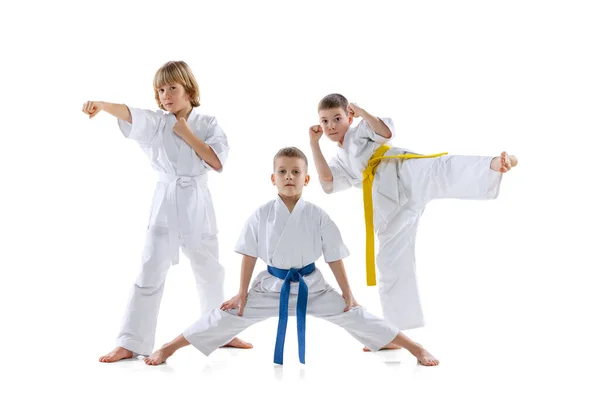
[267,263,316,365]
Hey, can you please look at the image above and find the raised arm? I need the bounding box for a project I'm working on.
[309,125,333,183]
[348,103,392,139]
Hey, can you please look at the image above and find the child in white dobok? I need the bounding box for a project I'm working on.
[144,147,439,366]
[82,61,250,363]
[309,93,518,350]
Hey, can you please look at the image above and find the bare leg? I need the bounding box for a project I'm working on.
[388,333,439,366]
[363,343,402,352]
[99,347,134,363]
[490,152,518,173]
[144,334,190,366]
[221,337,253,349]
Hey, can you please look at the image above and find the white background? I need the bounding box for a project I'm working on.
[1,0,599,399]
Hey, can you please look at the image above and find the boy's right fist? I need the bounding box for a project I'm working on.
[220,292,248,316]
[82,101,104,119]
[309,125,323,142]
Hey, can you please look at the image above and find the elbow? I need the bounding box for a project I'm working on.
[376,130,392,139]
[212,159,223,171]
[320,177,334,194]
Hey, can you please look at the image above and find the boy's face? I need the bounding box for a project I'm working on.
[318,107,353,142]
[271,156,310,198]
[157,82,190,113]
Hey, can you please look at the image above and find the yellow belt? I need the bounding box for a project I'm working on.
[362,145,448,286]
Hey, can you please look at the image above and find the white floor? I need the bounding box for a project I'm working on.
[4,266,599,400]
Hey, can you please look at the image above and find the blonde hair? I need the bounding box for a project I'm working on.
[273,147,309,171]
[153,61,200,110]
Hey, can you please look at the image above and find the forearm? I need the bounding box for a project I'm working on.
[183,131,223,171]
[238,255,257,294]
[362,111,392,139]
[310,141,333,182]
[101,102,132,123]
[328,259,353,296]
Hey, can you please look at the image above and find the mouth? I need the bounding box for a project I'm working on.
[285,184,295,187]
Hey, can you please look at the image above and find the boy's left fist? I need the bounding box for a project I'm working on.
[347,103,364,118]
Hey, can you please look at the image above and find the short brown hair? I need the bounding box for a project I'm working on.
[153,61,201,110]
[318,93,348,113]
[273,147,309,171]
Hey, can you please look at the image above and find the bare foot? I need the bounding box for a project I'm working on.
[99,347,133,363]
[221,337,253,349]
[491,152,518,173]
[411,345,439,366]
[144,347,175,366]
[363,343,403,352]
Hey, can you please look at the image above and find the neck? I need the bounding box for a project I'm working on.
[337,132,346,147]
[175,104,193,120]
[278,193,301,212]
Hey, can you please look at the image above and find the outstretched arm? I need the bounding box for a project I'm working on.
[82,101,132,123]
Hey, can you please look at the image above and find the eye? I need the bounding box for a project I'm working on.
[159,89,165,93]
[293,170,300,175]
[170,86,176,90]
[321,120,327,124]
[334,117,340,122]
[278,170,285,174]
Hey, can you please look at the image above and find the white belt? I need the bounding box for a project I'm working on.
[158,172,208,265]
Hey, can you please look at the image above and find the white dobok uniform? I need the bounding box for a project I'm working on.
[321,119,503,330]
[115,106,229,355]
[182,197,399,362]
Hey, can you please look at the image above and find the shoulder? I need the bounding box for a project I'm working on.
[250,200,277,220]
[302,201,332,224]
[189,112,217,127]
[302,200,322,214]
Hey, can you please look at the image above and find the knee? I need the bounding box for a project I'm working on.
[135,262,168,291]
[194,263,225,284]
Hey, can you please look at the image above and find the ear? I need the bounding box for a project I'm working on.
[348,115,354,125]
[271,174,276,185]
[304,174,310,186]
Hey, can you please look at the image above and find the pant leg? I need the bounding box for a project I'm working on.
[306,289,399,352]
[183,290,280,356]
[182,234,225,314]
[374,155,503,330]
[376,205,425,330]
[116,227,171,355]
[400,155,502,203]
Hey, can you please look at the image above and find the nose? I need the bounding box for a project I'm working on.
[327,122,336,131]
